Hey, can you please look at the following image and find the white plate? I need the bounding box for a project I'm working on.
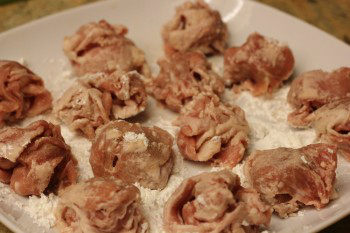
[1,0,350,233]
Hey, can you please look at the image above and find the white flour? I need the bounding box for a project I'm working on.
[0,58,316,233]
[123,132,149,147]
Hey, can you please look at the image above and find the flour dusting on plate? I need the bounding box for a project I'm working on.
[0,57,316,233]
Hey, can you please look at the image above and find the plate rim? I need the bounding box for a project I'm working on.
[0,0,349,233]
[0,0,349,50]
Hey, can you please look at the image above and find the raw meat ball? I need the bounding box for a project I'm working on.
[90,120,173,190]
[288,67,350,127]
[162,0,228,56]
[313,98,350,161]
[146,51,224,112]
[0,60,52,126]
[54,71,147,140]
[55,177,149,233]
[174,93,249,168]
[223,32,294,96]
[0,120,77,196]
[163,170,272,233]
[64,20,151,78]
[245,143,337,218]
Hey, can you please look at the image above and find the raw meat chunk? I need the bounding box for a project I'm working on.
[162,0,228,56]
[245,144,337,218]
[313,98,350,161]
[223,33,294,96]
[55,177,148,233]
[174,93,249,168]
[146,51,224,112]
[163,170,272,233]
[54,71,147,140]
[64,20,150,78]
[0,120,77,196]
[0,60,52,126]
[288,67,350,127]
[90,120,173,190]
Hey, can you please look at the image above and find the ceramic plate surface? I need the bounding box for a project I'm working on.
[0,0,350,233]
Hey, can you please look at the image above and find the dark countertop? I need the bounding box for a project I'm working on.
[0,0,349,232]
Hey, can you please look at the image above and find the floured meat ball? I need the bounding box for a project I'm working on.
[288,67,350,127]
[162,0,228,56]
[63,20,150,77]
[54,71,147,140]
[86,71,147,119]
[54,77,109,140]
[223,33,294,96]
[90,120,173,190]
[55,177,149,233]
[245,143,337,218]
[163,170,272,233]
[0,60,52,126]
[0,120,77,196]
[174,93,249,168]
[313,98,350,161]
[146,51,224,112]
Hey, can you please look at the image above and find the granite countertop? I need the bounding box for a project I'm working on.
[0,0,349,232]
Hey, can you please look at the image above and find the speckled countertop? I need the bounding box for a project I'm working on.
[0,0,349,233]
